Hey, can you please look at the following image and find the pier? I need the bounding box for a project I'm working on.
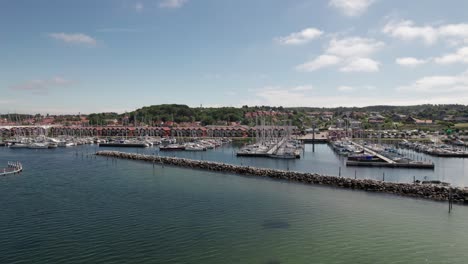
[96,151,468,204]
[298,132,329,143]
[1,162,23,176]
[346,161,435,169]
[350,142,395,164]
[99,142,149,148]
[344,141,434,169]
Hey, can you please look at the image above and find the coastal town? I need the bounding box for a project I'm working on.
[1,104,467,170]
[4,0,468,263]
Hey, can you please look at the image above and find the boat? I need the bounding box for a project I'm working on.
[28,143,49,149]
[185,143,207,151]
[98,142,149,148]
[269,153,297,159]
[159,144,186,151]
[347,154,379,162]
[9,143,30,149]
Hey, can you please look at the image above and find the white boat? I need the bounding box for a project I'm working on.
[185,143,207,151]
[9,143,30,149]
[28,143,49,149]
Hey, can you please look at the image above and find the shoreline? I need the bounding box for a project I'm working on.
[96,150,468,204]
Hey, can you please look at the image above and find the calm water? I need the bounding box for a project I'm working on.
[1,146,468,263]
[96,143,468,186]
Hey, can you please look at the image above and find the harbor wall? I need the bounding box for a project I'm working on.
[95,151,468,204]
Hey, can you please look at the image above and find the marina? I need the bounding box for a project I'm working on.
[96,150,468,203]
[399,140,468,158]
[236,122,302,159]
[1,137,466,186]
[330,140,435,169]
[3,1,468,262]
[2,146,468,263]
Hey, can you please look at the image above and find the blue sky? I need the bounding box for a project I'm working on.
[1,0,468,114]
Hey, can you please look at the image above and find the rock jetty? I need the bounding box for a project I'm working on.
[96,151,468,204]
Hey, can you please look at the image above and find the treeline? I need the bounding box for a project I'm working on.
[11,104,465,128]
[288,104,468,117]
[86,105,293,126]
[85,104,468,127]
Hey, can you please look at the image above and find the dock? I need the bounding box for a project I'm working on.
[237,138,301,159]
[298,132,328,143]
[98,143,149,148]
[341,141,435,169]
[350,142,396,164]
[1,162,23,176]
[346,161,435,169]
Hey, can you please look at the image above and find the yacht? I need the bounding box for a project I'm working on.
[159,144,185,151]
[28,143,49,149]
[9,143,30,149]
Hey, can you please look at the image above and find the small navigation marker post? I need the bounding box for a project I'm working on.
[449,189,453,214]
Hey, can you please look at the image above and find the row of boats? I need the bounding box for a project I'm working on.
[159,138,232,151]
[399,140,468,157]
[237,139,303,159]
[330,140,424,164]
[1,136,233,151]
[5,137,89,149]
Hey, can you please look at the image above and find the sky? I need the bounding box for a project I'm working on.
[1,0,468,114]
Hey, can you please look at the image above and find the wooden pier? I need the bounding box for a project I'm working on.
[350,142,396,164]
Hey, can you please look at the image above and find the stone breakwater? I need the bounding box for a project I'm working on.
[96,151,468,204]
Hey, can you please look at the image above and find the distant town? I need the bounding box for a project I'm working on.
[2,104,468,131]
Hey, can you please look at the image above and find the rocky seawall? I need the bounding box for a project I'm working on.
[96,151,468,204]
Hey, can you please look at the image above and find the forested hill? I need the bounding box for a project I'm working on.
[85,104,468,126]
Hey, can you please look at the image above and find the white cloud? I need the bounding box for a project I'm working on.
[135,2,144,12]
[434,47,468,64]
[383,19,468,45]
[395,57,428,67]
[240,86,378,107]
[383,20,438,45]
[329,0,375,17]
[276,27,323,45]
[327,37,384,57]
[49,33,97,46]
[397,70,468,93]
[292,85,314,91]
[9,77,74,94]
[439,24,468,43]
[296,37,383,73]
[340,57,380,72]
[241,85,468,107]
[296,55,341,72]
[337,86,354,92]
[159,0,188,8]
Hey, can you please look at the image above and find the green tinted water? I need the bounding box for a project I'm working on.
[1,147,467,263]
